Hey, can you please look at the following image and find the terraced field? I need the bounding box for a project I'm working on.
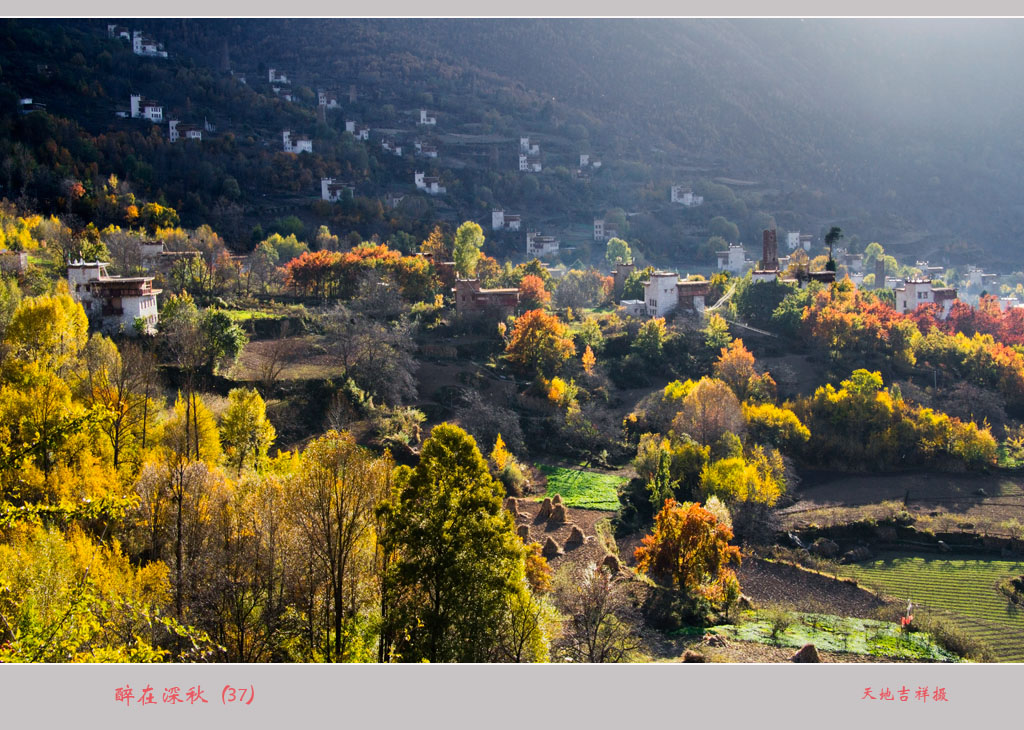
[840,553,1024,662]
[534,465,626,511]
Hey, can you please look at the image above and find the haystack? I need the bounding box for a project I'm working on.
[538,498,553,520]
[516,524,530,541]
[551,494,563,505]
[505,497,520,517]
[702,634,728,648]
[566,525,585,545]
[682,650,706,663]
[541,536,562,558]
[790,643,820,663]
[550,503,568,523]
[601,554,620,574]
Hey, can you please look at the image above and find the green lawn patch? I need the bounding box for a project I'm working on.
[220,309,283,322]
[839,552,1024,662]
[707,611,960,662]
[535,465,625,511]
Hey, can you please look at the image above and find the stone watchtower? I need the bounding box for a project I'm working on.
[762,228,779,271]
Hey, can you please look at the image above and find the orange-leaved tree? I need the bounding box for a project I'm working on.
[518,274,551,310]
[634,499,741,610]
[504,309,576,378]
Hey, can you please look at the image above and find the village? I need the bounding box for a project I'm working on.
[4,19,1024,670]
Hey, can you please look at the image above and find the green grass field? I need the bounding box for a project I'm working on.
[535,465,625,511]
[707,612,960,662]
[839,553,1024,661]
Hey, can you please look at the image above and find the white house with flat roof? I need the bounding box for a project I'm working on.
[68,261,160,334]
[895,278,958,318]
[716,244,751,274]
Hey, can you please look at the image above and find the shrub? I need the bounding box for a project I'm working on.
[764,609,794,643]
[913,614,996,662]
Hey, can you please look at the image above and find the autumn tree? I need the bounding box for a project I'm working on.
[518,274,551,310]
[380,424,537,662]
[504,309,576,378]
[632,317,668,365]
[5,290,88,379]
[79,335,160,471]
[289,431,393,662]
[713,339,757,399]
[634,499,741,610]
[582,345,597,375]
[220,388,276,475]
[605,237,632,267]
[453,220,484,278]
[673,377,745,446]
[552,561,640,663]
[419,225,449,260]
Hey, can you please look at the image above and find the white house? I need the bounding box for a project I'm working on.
[67,261,160,335]
[520,137,540,155]
[419,110,437,125]
[132,30,168,58]
[168,120,202,142]
[519,154,542,173]
[895,278,958,318]
[321,177,355,202]
[345,121,370,141]
[639,272,710,318]
[414,171,446,195]
[130,95,163,122]
[317,89,340,109]
[786,231,813,252]
[620,300,646,317]
[526,231,559,258]
[492,209,521,232]
[579,153,590,167]
[0,250,28,274]
[381,138,402,157]
[283,130,312,154]
[670,185,703,206]
[107,24,131,41]
[966,266,999,290]
[385,192,406,210]
[998,296,1024,311]
[716,244,751,274]
[268,68,289,84]
[593,218,619,242]
[415,142,438,158]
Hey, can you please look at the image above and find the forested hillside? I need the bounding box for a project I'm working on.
[3,19,1024,266]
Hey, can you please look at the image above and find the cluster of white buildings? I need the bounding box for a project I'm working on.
[519,136,542,172]
[108,27,168,58]
[282,130,313,154]
[670,185,703,207]
[419,110,437,126]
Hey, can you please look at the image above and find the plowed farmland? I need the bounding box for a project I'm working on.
[840,552,1024,662]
